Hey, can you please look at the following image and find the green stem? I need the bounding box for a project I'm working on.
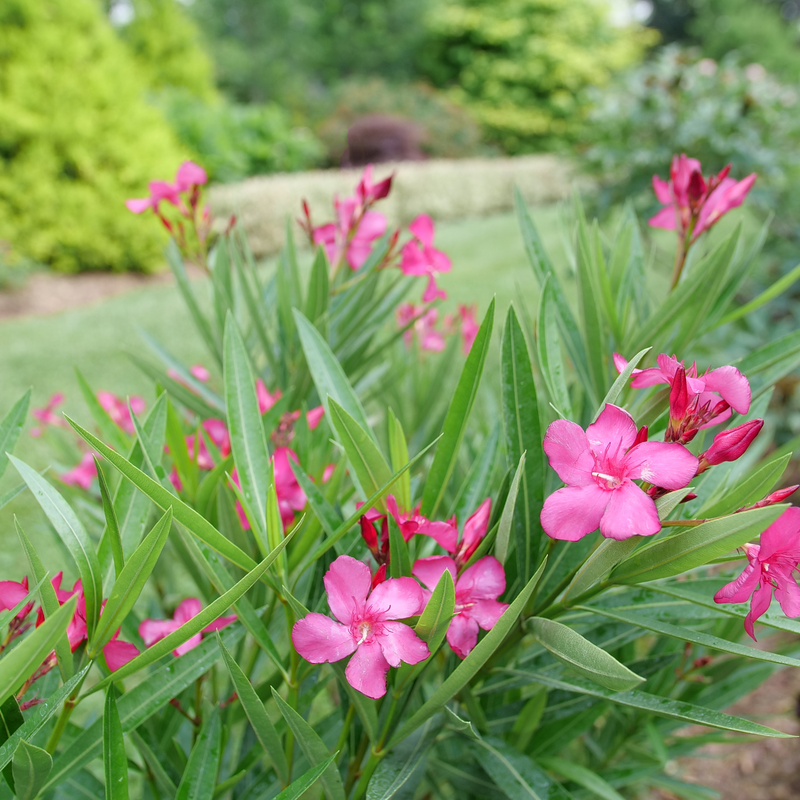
[350,751,382,800]
[334,705,356,765]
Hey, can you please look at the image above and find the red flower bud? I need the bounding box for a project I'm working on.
[633,425,648,447]
[669,366,690,421]
[698,419,764,472]
[738,484,799,512]
[371,563,387,589]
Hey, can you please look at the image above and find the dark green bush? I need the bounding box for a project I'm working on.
[316,78,488,164]
[0,0,185,273]
[158,90,325,183]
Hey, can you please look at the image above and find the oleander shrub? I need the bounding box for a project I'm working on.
[0,0,185,273]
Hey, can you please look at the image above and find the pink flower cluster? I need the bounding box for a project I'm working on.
[649,155,756,246]
[139,598,235,656]
[293,497,507,698]
[396,303,479,355]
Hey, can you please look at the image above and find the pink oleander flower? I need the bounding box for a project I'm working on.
[356,164,393,206]
[614,353,750,442]
[412,555,507,659]
[313,196,388,272]
[140,598,236,657]
[125,180,182,215]
[97,391,146,436]
[190,364,211,382]
[714,507,800,640]
[234,447,307,530]
[30,392,68,437]
[174,161,208,191]
[457,304,479,355]
[59,452,98,491]
[541,404,698,541]
[399,215,451,303]
[292,555,428,699]
[396,304,446,353]
[698,419,764,472]
[0,576,32,621]
[256,379,282,414]
[649,155,756,244]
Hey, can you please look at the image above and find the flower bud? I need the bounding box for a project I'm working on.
[697,419,764,472]
[633,425,649,447]
[738,484,799,512]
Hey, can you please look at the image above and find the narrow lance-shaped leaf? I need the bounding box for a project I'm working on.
[388,514,412,579]
[0,697,23,791]
[421,298,495,518]
[596,346,649,417]
[527,617,644,692]
[224,314,271,547]
[495,453,526,565]
[90,507,173,653]
[103,689,129,800]
[96,458,124,579]
[271,690,346,800]
[15,519,74,681]
[0,596,76,709]
[9,455,102,640]
[536,278,572,418]
[386,557,547,749]
[175,709,222,800]
[387,408,411,512]
[537,757,626,800]
[0,389,30,482]
[217,637,289,786]
[451,423,500,522]
[501,306,543,581]
[12,740,52,800]
[274,754,338,800]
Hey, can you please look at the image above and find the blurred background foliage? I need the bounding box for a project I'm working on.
[3,0,800,273]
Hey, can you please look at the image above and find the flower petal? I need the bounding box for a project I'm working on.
[292,613,356,664]
[461,498,491,554]
[648,206,677,230]
[412,556,457,593]
[409,214,435,247]
[447,613,480,659]
[345,640,390,699]
[457,556,506,602]
[139,619,180,647]
[366,577,424,620]
[542,419,594,486]
[202,614,237,633]
[103,639,140,672]
[324,555,372,624]
[745,581,773,641]
[774,567,800,619]
[599,481,661,540]
[469,599,508,631]
[759,507,800,563]
[702,366,751,414]
[652,175,673,205]
[0,581,29,612]
[714,562,761,605]
[623,441,698,489]
[586,404,637,453]
[378,621,429,667]
[173,598,202,625]
[541,484,608,541]
[416,520,458,553]
[174,634,203,657]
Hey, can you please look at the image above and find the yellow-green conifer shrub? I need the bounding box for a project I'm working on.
[0,0,185,273]
[120,0,217,101]
[420,0,657,154]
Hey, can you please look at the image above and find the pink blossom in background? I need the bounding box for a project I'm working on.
[313,196,388,271]
[356,165,393,206]
[38,573,87,651]
[413,555,508,659]
[714,507,800,640]
[97,391,146,436]
[190,365,211,382]
[174,160,208,191]
[541,404,698,541]
[457,305,480,354]
[399,215,451,302]
[256,380,282,414]
[140,598,236,657]
[0,577,32,620]
[125,180,182,215]
[306,406,325,430]
[103,630,140,672]
[292,555,428,698]
[59,452,98,491]
[396,304,446,353]
[30,392,67,437]
[649,155,756,243]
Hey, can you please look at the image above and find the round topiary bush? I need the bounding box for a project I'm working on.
[0,0,186,273]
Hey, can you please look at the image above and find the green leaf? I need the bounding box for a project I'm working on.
[733,330,800,397]
[387,409,411,512]
[175,709,222,800]
[15,519,74,681]
[328,398,392,507]
[386,557,547,749]
[305,247,330,326]
[274,754,338,800]
[12,739,52,800]
[224,314,271,548]
[65,416,257,572]
[75,369,129,453]
[294,309,374,440]
[580,604,800,669]
[217,636,289,785]
[451,423,500,522]
[561,539,639,607]
[536,278,572,418]
[496,453,526,565]
[0,596,76,709]
[91,508,173,653]
[43,628,244,792]
[610,506,785,585]
[472,736,574,800]
[271,690,346,800]
[103,689,129,800]
[9,455,102,640]
[0,696,23,791]
[367,718,439,800]
[388,514,412,579]
[0,390,30,482]
[421,298,495,518]
[527,617,644,691]
[415,568,455,654]
[537,757,626,800]
[0,482,27,512]
[596,347,649,416]
[505,670,792,738]
[89,529,294,692]
[501,307,544,580]
[96,459,124,579]
[719,262,800,326]
[700,453,790,518]
[0,666,89,773]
